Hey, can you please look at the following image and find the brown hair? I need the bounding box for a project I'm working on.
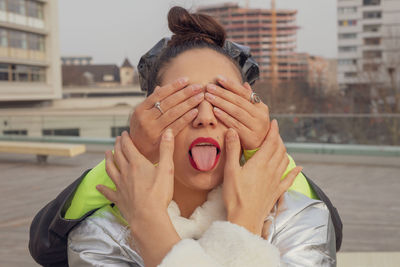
[146,6,243,95]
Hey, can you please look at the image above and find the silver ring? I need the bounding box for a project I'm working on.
[154,101,164,114]
[250,92,261,104]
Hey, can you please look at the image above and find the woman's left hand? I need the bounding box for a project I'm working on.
[205,75,270,150]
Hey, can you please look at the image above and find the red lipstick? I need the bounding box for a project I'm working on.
[188,137,221,171]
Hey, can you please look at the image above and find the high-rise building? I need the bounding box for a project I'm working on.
[0,0,61,102]
[198,3,305,81]
[337,0,400,91]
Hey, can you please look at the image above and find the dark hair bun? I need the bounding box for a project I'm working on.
[168,6,226,47]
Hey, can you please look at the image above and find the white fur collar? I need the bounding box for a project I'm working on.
[167,186,226,240]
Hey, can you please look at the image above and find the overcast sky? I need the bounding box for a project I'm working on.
[58,0,337,66]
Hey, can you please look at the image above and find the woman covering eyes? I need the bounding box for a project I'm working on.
[29,6,339,267]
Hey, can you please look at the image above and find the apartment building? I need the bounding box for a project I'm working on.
[0,0,61,102]
[337,0,400,90]
[198,3,304,81]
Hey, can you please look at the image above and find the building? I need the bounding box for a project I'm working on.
[119,58,134,86]
[0,0,61,102]
[198,3,303,81]
[337,0,400,91]
[61,56,93,66]
[62,64,121,87]
[62,58,136,88]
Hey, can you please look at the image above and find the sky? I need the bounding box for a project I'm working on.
[58,0,337,66]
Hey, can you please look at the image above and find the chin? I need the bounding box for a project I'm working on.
[175,167,224,192]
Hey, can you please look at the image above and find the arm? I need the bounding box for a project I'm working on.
[68,208,279,267]
[270,191,337,267]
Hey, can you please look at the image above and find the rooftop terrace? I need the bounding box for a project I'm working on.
[1,146,399,266]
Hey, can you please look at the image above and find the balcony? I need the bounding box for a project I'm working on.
[0,10,45,31]
[0,47,46,64]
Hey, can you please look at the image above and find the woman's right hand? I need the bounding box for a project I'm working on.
[222,120,303,236]
[130,77,204,163]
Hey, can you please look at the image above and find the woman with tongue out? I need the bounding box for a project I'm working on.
[47,7,336,267]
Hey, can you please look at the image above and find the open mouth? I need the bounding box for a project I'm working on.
[188,137,221,172]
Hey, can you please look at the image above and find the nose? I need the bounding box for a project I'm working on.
[192,100,217,128]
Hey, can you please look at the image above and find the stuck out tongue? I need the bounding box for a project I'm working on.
[191,145,217,171]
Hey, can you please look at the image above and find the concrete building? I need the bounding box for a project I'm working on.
[198,3,303,81]
[337,0,400,91]
[0,0,61,102]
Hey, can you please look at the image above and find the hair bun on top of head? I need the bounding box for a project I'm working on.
[138,7,260,93]
[167,6,226,47]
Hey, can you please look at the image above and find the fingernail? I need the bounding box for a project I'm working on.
[205,92,215,100]
[179,77,189,84]
[195,92,204,100]
[213,107,221,114]
[207,84,217,92]
[164,129,173,140]
[226,128,237,142]
[190,109,198,116]
[217,75,227,82]
[192,84,202,92]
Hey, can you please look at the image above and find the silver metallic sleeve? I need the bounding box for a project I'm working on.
[67,205,144,267]
[267,190,337,267]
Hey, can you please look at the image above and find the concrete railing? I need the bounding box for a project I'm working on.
[1,135,399,157]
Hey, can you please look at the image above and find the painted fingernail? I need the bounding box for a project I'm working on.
[195,92,204,100]
[205,92,215,100]
[217,75,227,82]
[207,84,217,92]
[192,84,202,93]
[178,77,189,84]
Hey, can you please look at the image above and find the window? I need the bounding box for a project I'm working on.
[339,20,357,26]
[363,0,380,6]
[345,72,357,78]
[339,46,357,52]
[26,0,44,19]
[364,37,381,45]
[43,128,80,137]
[338,59,357,65]
[0,64,8,81]
[363,50,382,58]
[0,28,7,47]
[9,30,27,49]
[7,0,25,15]
[0,63,45,82]
[339,33,357,39]
[363,63,379,71]
[28,33,45,51]
[3,129,27,135]
[363,11,381,19]
[338,7,357,14]
[363,24,381,32]
[111,126,129,138]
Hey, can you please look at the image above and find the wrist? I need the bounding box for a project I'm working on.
[130,210,170,238]
[227,212,263,236]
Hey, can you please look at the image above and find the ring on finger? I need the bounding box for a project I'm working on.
[250,92,261,104]
[154,101,164,114]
